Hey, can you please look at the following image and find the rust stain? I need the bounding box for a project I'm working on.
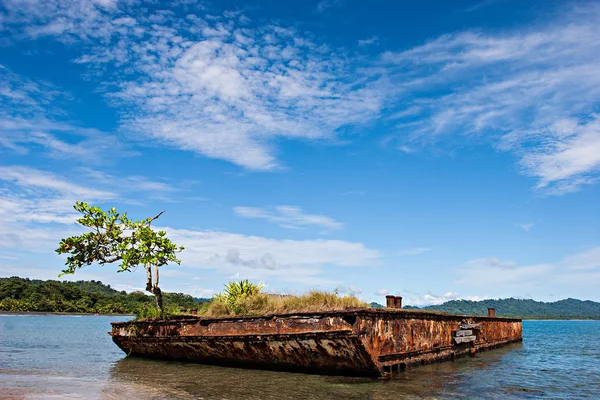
[110,309,522,378]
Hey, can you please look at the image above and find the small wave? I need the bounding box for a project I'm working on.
[0,314,32,317]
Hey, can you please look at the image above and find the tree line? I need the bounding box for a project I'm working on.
[403,298,600,319]
[0,276,208,316]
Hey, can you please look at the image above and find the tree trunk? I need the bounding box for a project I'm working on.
[145,263,163,315]
[145,264,153,292]
[152,264,163,315]
[153,286,163,314]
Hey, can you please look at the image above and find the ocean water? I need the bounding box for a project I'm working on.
[1,316,599,399]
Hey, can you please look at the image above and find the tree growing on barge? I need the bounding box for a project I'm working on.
[56,202,184,315]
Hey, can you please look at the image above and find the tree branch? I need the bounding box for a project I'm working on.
[97,255,122,264]
[147,210,165,225]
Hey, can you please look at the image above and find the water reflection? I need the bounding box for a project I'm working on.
[4,317,598,399]
[105,343,524,400]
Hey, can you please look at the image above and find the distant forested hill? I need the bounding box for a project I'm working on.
[404,298,600,319]
[0,276,210,315]
[4,277,597,319]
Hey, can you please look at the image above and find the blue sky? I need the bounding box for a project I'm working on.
[1,0,599,305]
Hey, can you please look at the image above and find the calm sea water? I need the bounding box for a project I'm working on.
[1,316,599,399]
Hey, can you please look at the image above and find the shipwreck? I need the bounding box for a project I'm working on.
[110,296,522,378]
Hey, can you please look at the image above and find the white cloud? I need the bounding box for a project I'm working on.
[509,117,600,194]
[164,227,381,285]
[387,106,422,120]
[3,2,600,191]
[0,0,124,41]
[398,247,431,256]
[185,288,216,299]
[0,118,133,162]
[404,291,489,307]
[383,5,600,194]
[374,288,389,296]
[558,247,600,271]
[81,169,180,199]
[0,64,62,111]
[315,0,345,13]
[0,164,380,288]
[516,222,534,231]
[0,65,131,162]
[358,36,378,47]
[1,4,386,170]
[0,165,113,201]
[111,26,384,170]
[457,261,550,287]
[0,166,114,252]
[234,205,343,231]
[336,285,363,296]
[464,0,505,13]
[456,246,600,288]
[0,165,183,252]
[342,190,366,196]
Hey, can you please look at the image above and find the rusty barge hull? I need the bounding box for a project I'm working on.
[110,309,522,377]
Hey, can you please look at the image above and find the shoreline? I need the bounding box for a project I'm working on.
[0,311,135,317]
[1,310,597,320]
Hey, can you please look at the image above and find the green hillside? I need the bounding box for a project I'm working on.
[404,298,600,319]
[0,276,209,316]
[3,277,598,319]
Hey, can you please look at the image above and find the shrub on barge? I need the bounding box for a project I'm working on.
[202,280,369,317]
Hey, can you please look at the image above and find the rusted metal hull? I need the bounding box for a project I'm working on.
[112,331,379,376]
[110,310,522,377]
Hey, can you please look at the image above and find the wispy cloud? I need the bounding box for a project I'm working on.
[516,222,534,231]
[0,164,380,287]
[342,190,366,196]
[165,227,381,285]
[0,166,114,251]
[383,5,600,194]
[109,21,384,170]
[457,257,550,288]
[0,0,123,42]
[315,0,345,14]
[3,1,599,193]
[558,247,600,271]
[234,205,343,231]
[0,117,133,162]
[403,290,488,307]
[0,64,62,111]
[358,36,378,47]
[0,165,113,202]
[463,0,506,13]
[0,65,131,162]
[457,247,600,288]
[81,169,181,201]
[0,165,186,251]
[336,285,363,296]
[398,247,432,256]
[0,3,386,170]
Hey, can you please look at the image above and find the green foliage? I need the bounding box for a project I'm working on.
[135,304,182,320]
[56,202,184,276]
[0,277,208,315]
[405,298,600,319]
[207,288,369,317]
[213,280,264,315]
[55,202,185,316]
